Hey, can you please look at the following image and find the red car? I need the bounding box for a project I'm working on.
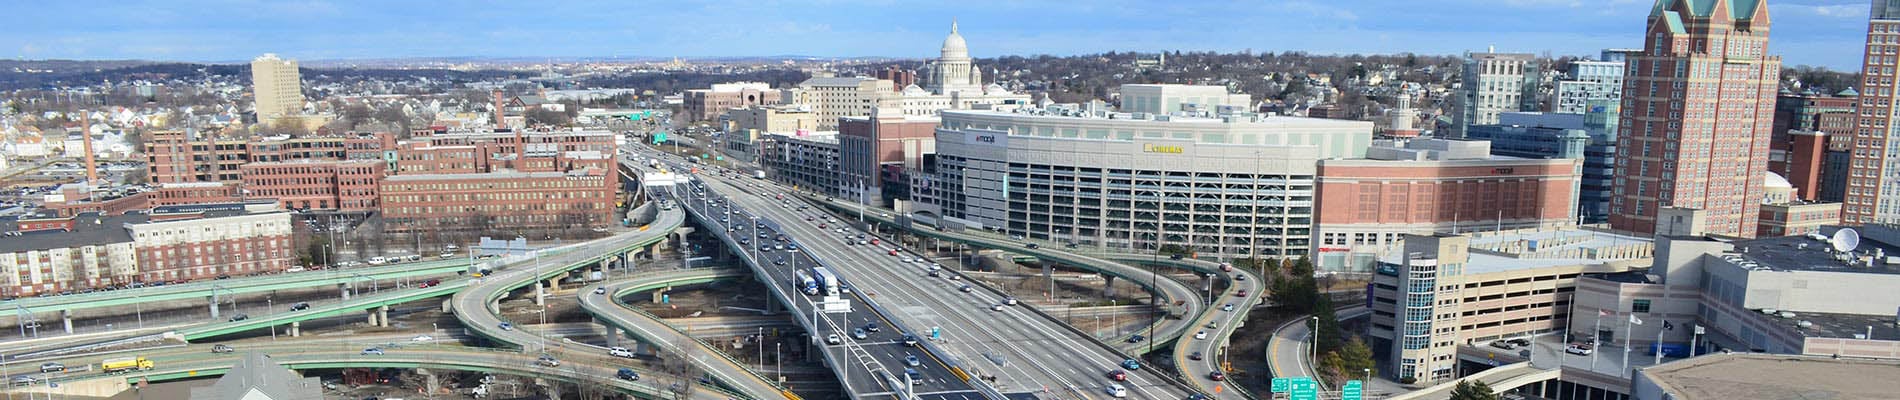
[419,279,441,288]
[870,239,880,245]
[1235,290,1248,297]
[888,250,899,256]
[1209,371,1226,381]
[1107,370,1127,381]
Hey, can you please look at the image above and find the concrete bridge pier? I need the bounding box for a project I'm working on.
[651,286,672,304]
[377,305,391,327]
[209,295,221,320]
[764,292,783,315]
[339,283,351,300]
[60,309,73,334]
[534,282,548,306]
[289,321,301,337]
[441,298,453,313]
[366,309,380,326]
[1103,274,1117,298]
[534,378,561,399]
[600,319,620,347]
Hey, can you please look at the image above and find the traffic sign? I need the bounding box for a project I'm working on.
[1342,380,1364,400]
[1290,377,1319,400]
[1271,377,1290,393]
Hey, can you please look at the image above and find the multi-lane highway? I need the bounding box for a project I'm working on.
[659,146,1204,400]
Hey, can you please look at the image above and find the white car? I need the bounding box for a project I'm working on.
[1565,343,1596,355]
[827,334,842,345]
[609,346,635,358]
[411,334,434,342]
[1194,330,1207,340]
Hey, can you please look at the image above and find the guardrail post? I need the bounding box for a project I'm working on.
[60,309,73,334]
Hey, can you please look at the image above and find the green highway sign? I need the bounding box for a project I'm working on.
[1342,380,1364,400]
[1291,377,1319,400]
[1271,377,1290,393]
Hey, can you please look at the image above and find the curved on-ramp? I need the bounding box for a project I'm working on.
[1098,254,1267,398]
[579,270,801,400]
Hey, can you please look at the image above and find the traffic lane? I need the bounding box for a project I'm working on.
[769,234,968,394]
[783,198,1188,398]
[690,200,956,396]
[578,283,785,398]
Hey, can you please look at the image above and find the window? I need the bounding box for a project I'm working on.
[1632,299,1652,313]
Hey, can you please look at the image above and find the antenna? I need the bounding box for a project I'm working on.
[1832,228,1861,253]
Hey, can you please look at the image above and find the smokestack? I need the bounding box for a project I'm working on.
[79,110,97,183]
[492,89,505,128]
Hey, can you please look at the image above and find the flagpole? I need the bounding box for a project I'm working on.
[1591,309,1603,370]
[1622,314,1638,377]
[1654,321,1668,365]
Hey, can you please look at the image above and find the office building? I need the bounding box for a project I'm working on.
[877,66,917,92]
[683,82,787,122]
[1610,0,1780,238]
[1466,108,1620,224]
[839,114,940,206]
[1368,230,1653,382]
[239,160,385,212]
[1772,89,1857,202]
[914,92,1373,259]
[251,53,303,119]
[1848,1,1900,223]
[758,131,844,197]
[1552,51,1629,114]
[722,104,821,162]
[1314,138,1582,271]
[792,21,1029,128]
[378,170,613,236]
[144,131,393,185]
[1119,84,1252,115]
[1452,51,1541,137]
[796,77,895,130]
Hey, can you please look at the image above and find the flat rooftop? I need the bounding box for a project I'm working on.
[1462,229,1654,274]
[1639,353,1900,400]
[1743,308,1900,341]
[1727,226,1900,275]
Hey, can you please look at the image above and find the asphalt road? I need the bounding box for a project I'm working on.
[663,149,1198,400]
[580,270,793,398]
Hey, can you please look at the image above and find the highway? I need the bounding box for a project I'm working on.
[4,342,745,400]
[814,198,1259,395]
[581,271,798,399]
[1266,305,1370,387]
[670,179,984,399]
[662,147,1203,400]
[0,258,474,316]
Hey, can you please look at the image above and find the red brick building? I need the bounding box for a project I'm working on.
[379,129,618,236]
[240,160,386,212]
[1610,0,1779,237]
[683,82,785,122]
[839,114,939,205]
[144,131,393,185]
[1315,139,1580,260]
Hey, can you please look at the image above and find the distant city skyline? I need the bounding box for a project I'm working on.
[3,0,1871,70]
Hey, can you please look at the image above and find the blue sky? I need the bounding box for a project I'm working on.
[3,0,1872,70]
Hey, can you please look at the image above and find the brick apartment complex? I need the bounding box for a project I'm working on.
[1770,90,1856,202]
[683,82,786,122]
[1610,0,1780,237]
[240,160,386,212]
[0,203,293,296]
[145,131,392,185]
[379,130,617,235]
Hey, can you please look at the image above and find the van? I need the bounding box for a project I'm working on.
[1105,383,1128,398]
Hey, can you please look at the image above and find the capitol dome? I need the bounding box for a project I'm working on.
[940,20,969,60]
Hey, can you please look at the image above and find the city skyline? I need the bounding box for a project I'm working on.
[4,0,1873,70]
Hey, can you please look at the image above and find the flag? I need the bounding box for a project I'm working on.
[1599,309,1610,317]
[1663,321,1675,331]
[1629,314,1643,325]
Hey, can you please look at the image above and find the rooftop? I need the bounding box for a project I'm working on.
[382,170,583,182]
[1638,353,1900,400]
[1726,226,1900,276]
[1463,228,1654,273]
[1745,307,1900,341]
[0,212,142,253]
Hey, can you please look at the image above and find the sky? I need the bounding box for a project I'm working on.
[2,0,1873,70]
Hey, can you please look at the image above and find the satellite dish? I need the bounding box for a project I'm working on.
[1832,228,1861,253]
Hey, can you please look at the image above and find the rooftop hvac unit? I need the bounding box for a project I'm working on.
[1779,311,1797,319]
[1763,308,1779,315]
[1797,320,1813,328]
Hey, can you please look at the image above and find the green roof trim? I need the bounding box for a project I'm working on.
[1665,11,1687,34]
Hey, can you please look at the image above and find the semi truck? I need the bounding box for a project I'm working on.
[754,170,767,179]
[102,357,154,373]
[794,270,819,295]
[813,267,842,297]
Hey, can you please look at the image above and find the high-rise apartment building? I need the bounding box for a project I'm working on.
[1452,51,1541,137]
[250,53,304,119]
[1845,1,1900,223]
[1551,50,1631,114]
[1609,0,1779,238]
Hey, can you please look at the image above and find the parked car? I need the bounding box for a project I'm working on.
[1565,343,1595,355]
[1490,340,1518,350]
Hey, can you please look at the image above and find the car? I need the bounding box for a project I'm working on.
[1235,289,1249,297]
[1234,274,1246,281]
[419,279,441,288]
[853,328,869,340]
[1170,254,1185,260]
[499,322,514,331]
[826,334,842,344]
[864,323,880,333]
[1221,304,1236,312]
[212,344,235,353]
[927,270,940,277]
[536,355,560,367]
[959,285,973,293]
[1025,243,1039,249]
[1565,343,1595,355]
[216,274,232,280]
[1209,371,1227,381]
[1187,394,1212,400]
[617,368,640,381]
[1490,340,1518,350]
[1107,369,1129,381]
[1120,358,1142,370]
[1195,330,1208,340]
[412,334,434,342]
[1188,351,1203,360]
[290,302,310,311]
[11,376,37,387]
[990,304,1005,311]
[1206,321,1219,329]
[1125,335,1146,344]
[888,250,899,256]
[361,348,385,355]
[949,275,962,281]
[1003,297,1018,305]
[594,287,608,295]
[870,239,880,245]
[773,258,787,266]
[228,314,249,322]
[901,256,912,263]
[1508,338,1533,347]
[1106,383,1129,398]
[904,367,921,380]
[609,347,635,358]
[39,362,64,373]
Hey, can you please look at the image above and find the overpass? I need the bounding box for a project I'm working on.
[1265,305,1371,390]
[1383,362,1559,400]
[665,148,1205,399]
[581,271,801,400]
[13,343,747,400]
[1096,253,1267,398]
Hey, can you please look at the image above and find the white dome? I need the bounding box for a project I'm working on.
[940,20,969,59]
[1764,171,1793,189]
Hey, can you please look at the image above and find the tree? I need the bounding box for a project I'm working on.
[1335,336,1376,380]
[1448,379,1499,400]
